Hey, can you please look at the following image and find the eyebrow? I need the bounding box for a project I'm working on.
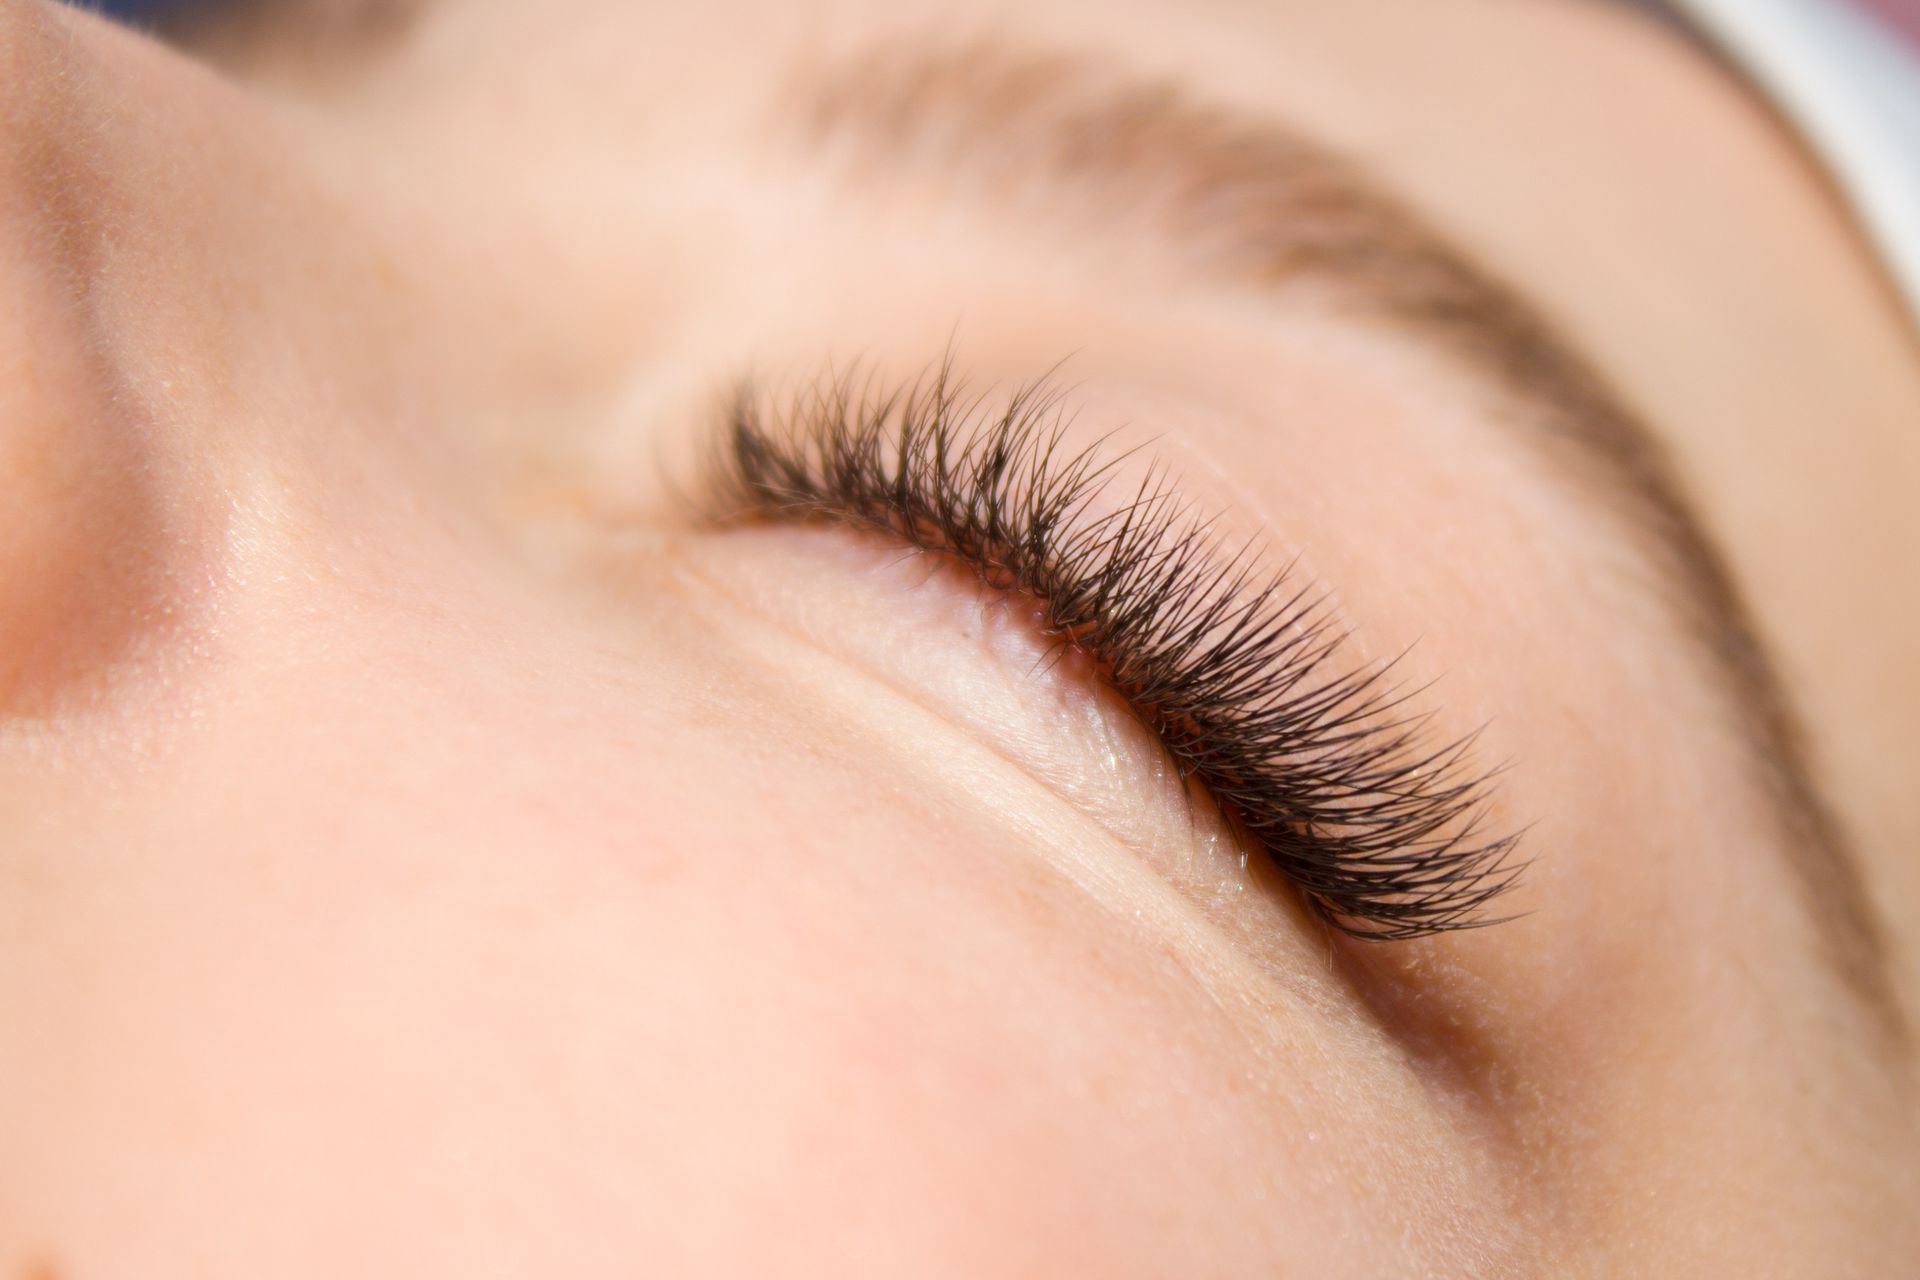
[785,38,1904,1038]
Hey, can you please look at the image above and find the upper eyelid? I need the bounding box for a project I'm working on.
[696,357,1523,941]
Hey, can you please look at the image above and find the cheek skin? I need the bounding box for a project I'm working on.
[0,525,1521,1277]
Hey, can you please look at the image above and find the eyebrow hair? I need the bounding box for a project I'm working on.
[784,38,1905,1039]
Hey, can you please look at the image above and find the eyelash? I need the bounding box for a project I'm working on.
[701,360,1521,941]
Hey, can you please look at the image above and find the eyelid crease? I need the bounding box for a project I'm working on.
[695,355,1525,942]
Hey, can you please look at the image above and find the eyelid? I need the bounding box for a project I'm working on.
[673,521,1251,879]
[666,520,1357,1020]
[697,358,1524,941]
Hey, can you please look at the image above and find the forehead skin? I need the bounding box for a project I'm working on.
[1,0,1917,1276]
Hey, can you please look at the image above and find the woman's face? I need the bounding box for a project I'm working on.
[4,0,1918,1273]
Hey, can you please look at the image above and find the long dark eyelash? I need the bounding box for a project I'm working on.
[702,360,1523,941]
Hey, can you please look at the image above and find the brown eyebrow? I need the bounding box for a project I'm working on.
[784,38,1905,1040]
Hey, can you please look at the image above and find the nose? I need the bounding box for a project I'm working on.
[0,1,172,713]
[0,0,269,717]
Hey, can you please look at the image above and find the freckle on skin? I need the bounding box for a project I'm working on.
[17,1256,61,1280]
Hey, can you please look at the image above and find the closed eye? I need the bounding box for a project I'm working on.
[696,356,1523,941]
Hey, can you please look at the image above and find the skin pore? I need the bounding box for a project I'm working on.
[2,0,1918,1274]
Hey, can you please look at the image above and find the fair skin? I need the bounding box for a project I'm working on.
[3,0,1918,1273]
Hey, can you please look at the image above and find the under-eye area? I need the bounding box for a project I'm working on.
[696,359,1525,941]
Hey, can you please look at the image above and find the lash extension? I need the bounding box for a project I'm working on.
[701,361,1522,940]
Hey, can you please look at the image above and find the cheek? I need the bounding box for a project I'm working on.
[3,570,1504,1276]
